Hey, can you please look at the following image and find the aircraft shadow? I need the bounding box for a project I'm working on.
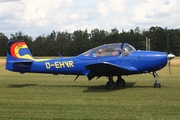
[7,84,93,89]
[8,84,38,88]
[83,82,155,92]
[8,82,154,92]
[83,82,136,92]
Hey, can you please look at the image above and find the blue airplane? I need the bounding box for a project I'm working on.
[6,40,174,89]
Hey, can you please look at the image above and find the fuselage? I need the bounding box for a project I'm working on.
[6,42,168,77]
[8,50,167,76]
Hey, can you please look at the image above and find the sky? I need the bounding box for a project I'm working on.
[0,0,180,39]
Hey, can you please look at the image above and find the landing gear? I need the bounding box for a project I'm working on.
[106,81,116,89]
[154,82,161,88]
[106,76,125,89]
[153,72,161,88]
[106,76,116,89]
[116,76,125,86]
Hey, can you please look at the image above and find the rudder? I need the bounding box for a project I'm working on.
[6,40,34,72]
[7,40,34,61]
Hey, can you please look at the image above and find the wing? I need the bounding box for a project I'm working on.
[85,62,137,80]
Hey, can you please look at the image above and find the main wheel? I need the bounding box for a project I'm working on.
[116,79,125,86]
[154,83,161,88]
[106,81,116,89]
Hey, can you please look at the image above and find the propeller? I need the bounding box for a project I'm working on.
[167,53,175,74]
[166,34,175,74]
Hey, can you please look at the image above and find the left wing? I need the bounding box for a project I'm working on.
[85,62,137,80]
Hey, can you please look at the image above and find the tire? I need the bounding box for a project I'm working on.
[116,79,125,86]
[106,81,116,89]
[154,83,161,88]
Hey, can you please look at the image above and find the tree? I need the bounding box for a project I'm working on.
[70,29,90,55]
[56,31,71,56]
[45,31,57,56]
[1,26,180,56]
[90,28,108,47]
[0,33,8,56]
[167,29,180,55]
[32,35,47,56]
[146,26,166,51]
[10,31,33,52]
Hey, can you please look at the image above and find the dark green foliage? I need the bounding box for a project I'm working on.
[0,26,180,56]
[0,33,8,56]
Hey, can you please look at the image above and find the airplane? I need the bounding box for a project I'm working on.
[5,40,175,89]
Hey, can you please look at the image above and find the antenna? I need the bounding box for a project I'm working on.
[57,52,63,58]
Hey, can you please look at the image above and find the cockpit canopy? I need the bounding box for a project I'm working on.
[77,43,136,59]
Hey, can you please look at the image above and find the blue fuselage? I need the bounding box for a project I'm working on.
[12,50,167,76]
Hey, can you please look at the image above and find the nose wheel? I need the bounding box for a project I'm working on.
[152,72,161,88]
[154,82,161,88]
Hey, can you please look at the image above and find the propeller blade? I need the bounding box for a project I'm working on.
[168,60,171,74]
[167,53,175,74]
[166,34,175,74]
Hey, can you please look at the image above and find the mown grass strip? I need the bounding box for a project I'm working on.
[0,61,180,119]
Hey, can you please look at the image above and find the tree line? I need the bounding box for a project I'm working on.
[0,26,180,56]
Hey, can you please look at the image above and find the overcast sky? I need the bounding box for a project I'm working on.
[0,0,180,39]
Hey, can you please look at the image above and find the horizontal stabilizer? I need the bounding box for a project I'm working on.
[7,60,33,64]
[6,60,33,72]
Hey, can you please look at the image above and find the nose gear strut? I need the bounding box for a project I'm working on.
[152,72,161,88]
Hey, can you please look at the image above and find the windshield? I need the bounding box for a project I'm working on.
[92,44,120,57]
[122,44,136,56]
[82,43,121,57]
[79,43,136,59]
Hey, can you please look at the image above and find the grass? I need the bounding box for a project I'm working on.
[0,61,180,119]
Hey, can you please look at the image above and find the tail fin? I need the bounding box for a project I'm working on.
[6,40,34,72]
[7,40,34,61]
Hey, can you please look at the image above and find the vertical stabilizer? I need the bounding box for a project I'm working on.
[7,40,34,61]
[6,40,34,72]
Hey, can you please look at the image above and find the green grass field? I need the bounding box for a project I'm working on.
[0,60,180,120]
